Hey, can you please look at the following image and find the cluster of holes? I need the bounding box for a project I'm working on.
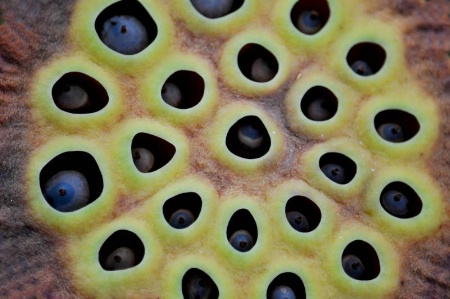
[36,0,434,296]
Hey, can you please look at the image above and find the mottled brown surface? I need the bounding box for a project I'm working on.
[0,0,448,298]
[389,0,450,298]
[0,1,77,298]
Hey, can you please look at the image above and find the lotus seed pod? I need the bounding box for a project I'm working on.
[3,1,449,298]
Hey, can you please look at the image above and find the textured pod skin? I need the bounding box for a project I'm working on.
[0,1,449,298]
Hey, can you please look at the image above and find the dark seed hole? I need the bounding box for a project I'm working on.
[52,72,109,114]
[374,109,420,143]
[341,240,380,280]
[238,43,279,82]
[319,152,357,185]
[39,151,103,212]
[300,86,338,121]
[131,132,176,173]
[266,272,306,299]
[95,0,157,55]
[227,209,258,252]
[163,192,202,229]
[380,181,422,218]
[285,196,321,232]
[161,70,205,109]
[346,42,386,76]
[99,230,145,271]
[182,268,219,299]
[190,0,244,19]
[290,0,330,35]
[226,115,271,159]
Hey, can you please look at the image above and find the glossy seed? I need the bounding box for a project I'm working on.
[237,122,264,149]
[286,211,310,232]
[132,147,155,173]
[381,190,409,217]
[185,273,212,299]
[377,123,405,142]
[250,57,276,82]
[44,170,90,212]
[161,82,182,107]
[190,0,234,18]
[350,60,373,76]
[100,15,148,55]
[270,285,296,299]
[229,229,254,252]
[55,85,89,111]
[321,163,346,184]
[306,98,332,121]
[296,10,323,35]
[105,247,136,271]
[342,254,365,280]
[169,209,195,229]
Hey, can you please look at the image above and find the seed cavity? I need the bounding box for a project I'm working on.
[285,196,321,233]
[163,192,202,229]
[95,0,157,55]
[131,133,176,173]
[161,71,205,109]
[290,0,329,35]
[182,268,219,299]
[52,72,109,114]
[39,151,103,212]
[374,109,420,143]
[227,209,258,252]
[238,44,279,82]
[341,240,380,280]
[190,0,244,19]
[99,230,145,271]
[380,182,422,218]
[266,272,306,299]
[300,86,338,121]
[226,116,271,159]
[319,152,357,185]
[346,42,386,76]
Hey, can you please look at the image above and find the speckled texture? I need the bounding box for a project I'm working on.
[0,0,449,298]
